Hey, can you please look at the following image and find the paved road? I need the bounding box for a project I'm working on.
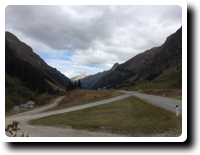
[5,94,130,137]
[116,90,182,114]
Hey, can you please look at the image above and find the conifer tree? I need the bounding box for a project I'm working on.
[67,81,73,91]
[78,80,82,89]
[73,81,77,89]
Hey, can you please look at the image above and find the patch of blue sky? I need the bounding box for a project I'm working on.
[57,52,74,61]
[60,57,72,61]
[37,51,73,62]
[65,53,73,56]
[87,65,104,69]
[37,52,49,60]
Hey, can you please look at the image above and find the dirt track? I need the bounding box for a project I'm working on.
[5,95,131,137]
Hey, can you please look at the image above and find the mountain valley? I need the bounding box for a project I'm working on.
[80,63,119,89]
[5,26,182,111]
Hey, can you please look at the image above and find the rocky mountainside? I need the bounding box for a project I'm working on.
[5,32,71,88]
[91,48,158,89]
[70,74,88,82]
[110,63,119,71]
[92,26,182,89]
[81,63,119,89]
[136,27,182,81]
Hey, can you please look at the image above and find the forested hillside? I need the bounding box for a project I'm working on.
[5,43,56,111]
[5,32,71,88]
[5,43,55,94]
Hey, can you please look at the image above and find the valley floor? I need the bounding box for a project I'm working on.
[6,91,182,140]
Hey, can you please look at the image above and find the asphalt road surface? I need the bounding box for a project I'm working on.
[116,90,182,114]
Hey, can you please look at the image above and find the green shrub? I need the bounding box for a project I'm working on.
[25,90,36,101]
[36,93,51,105]
[5,74,52,111]
[171,75,182,89]
[5,96,15,111]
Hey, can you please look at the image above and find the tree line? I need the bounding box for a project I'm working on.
[66,80,82,91]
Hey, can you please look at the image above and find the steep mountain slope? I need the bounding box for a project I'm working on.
[136,27,182,81]
[5,32,71,87]
[81,63,119,89]
[71,74,88,82]
[5,43,56,111]
[91,48,158,89]
[92,26,182,89]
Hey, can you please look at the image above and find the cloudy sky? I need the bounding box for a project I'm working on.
[5,5,182,78]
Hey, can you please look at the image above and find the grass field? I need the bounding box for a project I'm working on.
[30,96,182,137]
[45,79,66,92]
[119,82,182,100]
[43,89,124,112]
[141,89,182,100]
[118,63,182,100]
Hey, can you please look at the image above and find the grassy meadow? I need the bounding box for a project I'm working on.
[45,79,66,92]
[118,63,182,100]
[43,89,124,112]
[30,95,182,137]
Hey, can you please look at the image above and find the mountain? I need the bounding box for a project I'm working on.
[91,48,158,89]
[5,32,71,88]
[110,63,119,71]
[5,42,58,111]
[136,27,182,81]
[70,74,88,82]
[81,63,119,89]
[92,26,182,89]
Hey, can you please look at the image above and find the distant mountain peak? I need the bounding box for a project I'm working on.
[111,62,119,71]
[70,74,88,82]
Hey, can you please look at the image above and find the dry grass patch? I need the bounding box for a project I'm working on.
[45,79,66,92]
[30,96,182,137]
[141,89,182,100]
[44,89,124,111]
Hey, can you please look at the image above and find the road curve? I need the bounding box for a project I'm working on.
[5,94,131,137]
[116,90,182,114]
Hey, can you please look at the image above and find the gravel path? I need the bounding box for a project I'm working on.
[5,94,131,137]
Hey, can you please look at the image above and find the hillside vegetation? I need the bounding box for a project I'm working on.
[44,89,124,111]
[5,43,60,111]
[5,43,55,94]
[5,74,52,111]
[45,79,66,92]
[118,62,182,99]
[5,32,70,88]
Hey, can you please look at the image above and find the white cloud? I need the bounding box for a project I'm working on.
[5,5,182,78]
[45,59,107,78]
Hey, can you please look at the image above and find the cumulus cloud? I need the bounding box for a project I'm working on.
[5,5,182,78]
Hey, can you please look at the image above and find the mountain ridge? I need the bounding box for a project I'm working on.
[81,63,119,89]
[70,74,88,82]
[92,26,182,89]
[5,31,71,88]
